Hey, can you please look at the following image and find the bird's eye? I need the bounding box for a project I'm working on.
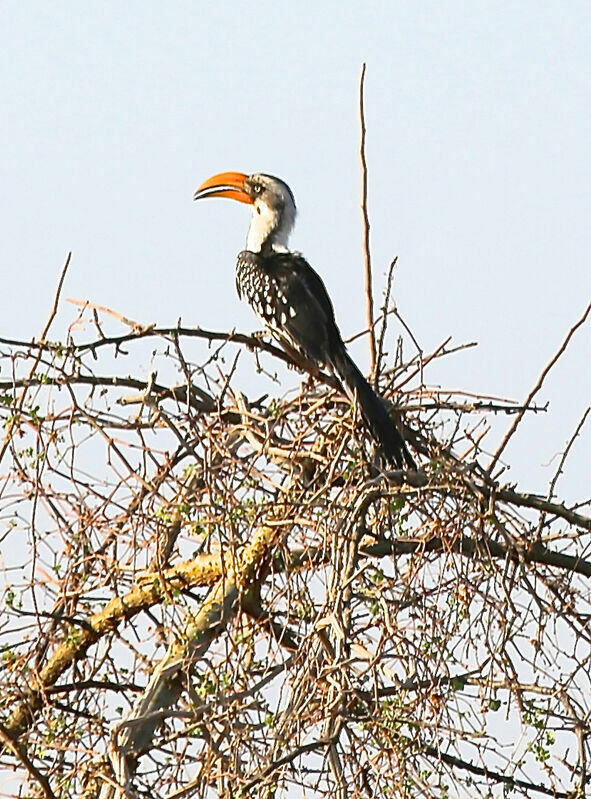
[253,184,263,195]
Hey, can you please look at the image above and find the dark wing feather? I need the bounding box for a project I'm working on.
[264,252,342,364]
[235,249,415,468]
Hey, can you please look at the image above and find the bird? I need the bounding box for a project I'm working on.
[193,171,415,470]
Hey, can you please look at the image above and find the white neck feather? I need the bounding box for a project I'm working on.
[246,198,295,253]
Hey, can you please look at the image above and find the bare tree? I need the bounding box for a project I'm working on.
[1,256,590,798]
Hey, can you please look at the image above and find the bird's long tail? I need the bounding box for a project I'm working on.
[331,347,415,469]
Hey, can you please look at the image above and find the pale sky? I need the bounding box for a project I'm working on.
[2,1,590,497]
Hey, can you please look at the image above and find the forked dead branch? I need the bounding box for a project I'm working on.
[0,289,590,798]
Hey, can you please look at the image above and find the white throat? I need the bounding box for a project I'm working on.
[245,199,295,253]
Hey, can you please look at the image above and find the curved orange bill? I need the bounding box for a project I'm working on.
[193,171,253,204]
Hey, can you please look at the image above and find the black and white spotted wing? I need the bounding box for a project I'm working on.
[235,249,415,468]
[236,250,342,366]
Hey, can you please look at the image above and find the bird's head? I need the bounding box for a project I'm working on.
[194,172,296,253]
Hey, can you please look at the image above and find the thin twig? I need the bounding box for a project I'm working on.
[489,301,591,474]
[359,63,377,380]
[547,406,590,503]
[40,252,72,343]
[67,297,152,332]
[535,406,591,539]
[375,257,397,383]
[0,253,72,467]
[343,310,385,345]
[393,307,423,388]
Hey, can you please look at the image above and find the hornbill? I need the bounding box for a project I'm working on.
[193,171,415,469]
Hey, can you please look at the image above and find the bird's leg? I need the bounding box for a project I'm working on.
[274,336,321,377]
[303,372,317,392]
